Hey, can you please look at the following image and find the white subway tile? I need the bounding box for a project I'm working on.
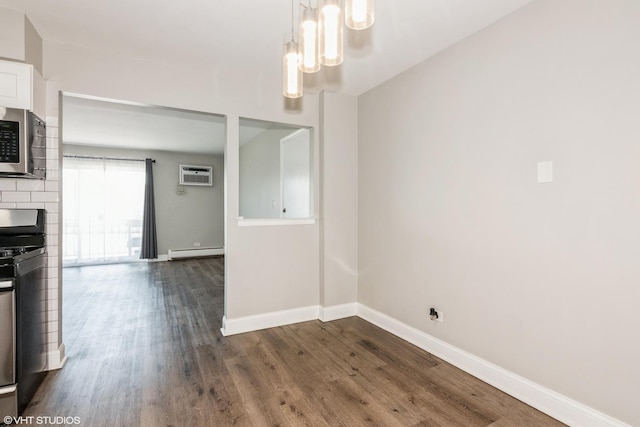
[46,319,59,332]
[16,202,45,209]
[46,148,59,160]
[45,224,59,236]
[31,192,58,202]
[0,180,17,191]
[16,180,45,191]
[47,246,59,258]
[47,315,58,327]
[46,170,59,181]
[46,138,58,149]
[46,159,58,171]
[47,316,58,330]
[47,127,59,139]
[47,265,58,279]
[0,202,17,208]
[47,259,58,271]
[46,288,58,301]
[45,117,59,127]
[2,192,31,202]
[45,213,59,224]
[45,181,59,192]
[45,202,59,213]
[47,277,59,290]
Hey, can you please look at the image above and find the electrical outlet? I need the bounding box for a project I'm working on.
[194,242,201,247]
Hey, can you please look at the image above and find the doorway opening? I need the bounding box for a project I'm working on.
[60,92,227,357]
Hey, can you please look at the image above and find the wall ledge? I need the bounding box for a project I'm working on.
[237,218,317,227]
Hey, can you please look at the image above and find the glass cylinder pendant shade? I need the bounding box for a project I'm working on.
[283,38,303,98]
[345,0,374,29]
[318,0,343,66]
[298,7,321,73]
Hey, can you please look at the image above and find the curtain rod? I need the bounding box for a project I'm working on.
[63,154,155,163]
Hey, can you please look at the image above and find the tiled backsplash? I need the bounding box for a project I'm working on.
[0,117,63,368]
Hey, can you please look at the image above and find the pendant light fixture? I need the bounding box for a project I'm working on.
[345,0,374,30]
[298,3,321,73]
[318,0,344,66]
[283,38,303,98]
[282,0,376,98]
[283,1,303,98]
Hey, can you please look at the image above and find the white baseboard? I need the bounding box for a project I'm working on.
[168,247,224,260]
[356,304,631,427]
[319,302,358,322]
[47,343,67,370]
[221,302,359,336]
[219,302,629,426]
[147,254,169,262]
[221,305,320,336]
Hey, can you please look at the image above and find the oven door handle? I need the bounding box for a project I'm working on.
[0,280,13,289]
[0,385,17,395]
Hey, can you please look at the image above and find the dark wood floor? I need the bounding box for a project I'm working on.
[24,257,564,426]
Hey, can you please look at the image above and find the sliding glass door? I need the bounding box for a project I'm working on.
[63,156,146,265]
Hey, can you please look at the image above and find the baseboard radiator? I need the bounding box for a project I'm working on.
[167,247,224,260]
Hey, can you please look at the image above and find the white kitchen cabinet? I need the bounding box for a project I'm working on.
[0,59,33,110]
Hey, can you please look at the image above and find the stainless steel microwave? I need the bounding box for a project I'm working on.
[0,108,46,179]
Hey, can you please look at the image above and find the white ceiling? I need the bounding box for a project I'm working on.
[62,95,227,155]
[1,0,534,154]
[63,96,305,155]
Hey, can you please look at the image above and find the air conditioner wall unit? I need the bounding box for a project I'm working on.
[179,164,213,186]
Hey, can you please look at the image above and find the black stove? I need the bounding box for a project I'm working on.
[0,246,46,277]
[0,209,47,420]
[0,248,24,258]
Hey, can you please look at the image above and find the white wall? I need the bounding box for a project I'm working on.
[358,1,640,425]
[43,40,319,121]
[0,8,24,62]
[0,12,43,73]
[320,92,358,308]
[63,144,224,255]
[40,37,321,348]
[225,117,320,320]
[239,129,287,219]
[24,16,43,74]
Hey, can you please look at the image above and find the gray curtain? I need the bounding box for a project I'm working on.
[140,158,158,259]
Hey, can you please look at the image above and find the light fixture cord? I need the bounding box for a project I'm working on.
[291,0,295,41]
